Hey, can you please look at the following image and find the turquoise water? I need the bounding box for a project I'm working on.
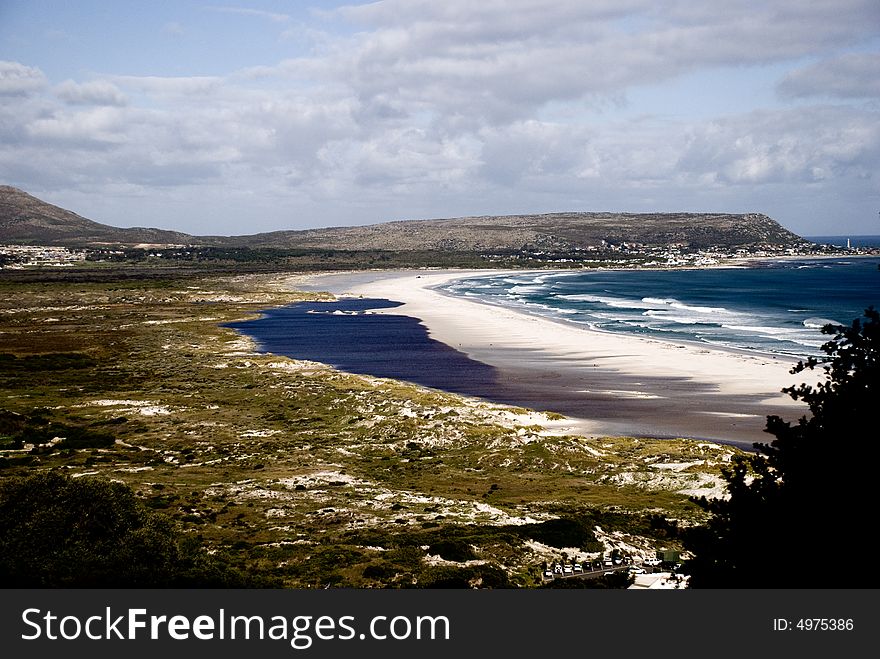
[440,256,880,358]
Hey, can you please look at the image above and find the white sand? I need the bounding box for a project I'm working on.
[304,269,815,444]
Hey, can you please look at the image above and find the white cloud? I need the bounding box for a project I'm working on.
[109,75,224,97]
[0,60,47,96]
[26,107,131,147]
[1,2,879,234]
[56,80,128,106]
[204,6,290,23]
[778,52,880,99]
[676,106,880,185]
[477,121,592,186]
[318,127,481,191]
[328,0,880,123]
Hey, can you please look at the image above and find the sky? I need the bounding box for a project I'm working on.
[0,0,878,237]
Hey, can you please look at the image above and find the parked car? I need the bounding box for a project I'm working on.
[544,569,553,578]
[563,565,573,574]
[644,558,662,566]
[629,567,647,574]
[573,563,583,573]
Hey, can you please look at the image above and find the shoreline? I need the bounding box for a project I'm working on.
[294,268,815,447]
[426,273,807,364]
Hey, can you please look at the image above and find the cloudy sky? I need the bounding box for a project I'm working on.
[1,1,878,236]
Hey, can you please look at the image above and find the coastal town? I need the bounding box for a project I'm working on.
[0,244,88,268]
[481,238,880,268]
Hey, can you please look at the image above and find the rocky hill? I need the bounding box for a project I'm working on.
[0,186,193,246]
[0,186,807,251]
[228,211,807,251]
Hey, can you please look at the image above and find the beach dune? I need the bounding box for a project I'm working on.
[300,270,813,447]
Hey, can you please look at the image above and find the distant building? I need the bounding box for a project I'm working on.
[629,572,689,589]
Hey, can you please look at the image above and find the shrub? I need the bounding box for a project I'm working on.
[0,471,255,587]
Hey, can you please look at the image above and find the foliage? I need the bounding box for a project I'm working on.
[0,409,118,456]
[685,307,879,588]
[0,274,720,587]
[0,352,97,372]
[417,564,510,589]
[428,539,478,562]
[540,571,634,589]
[517,517,597,549]
[0,471,259,587]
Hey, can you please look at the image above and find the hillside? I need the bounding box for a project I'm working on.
[0,185,807,251]
[226,211,807,251]
[0,186,193,246]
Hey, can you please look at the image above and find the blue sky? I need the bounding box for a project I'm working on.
[1,1,878,236]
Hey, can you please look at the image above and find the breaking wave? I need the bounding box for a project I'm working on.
[439,257,879,357]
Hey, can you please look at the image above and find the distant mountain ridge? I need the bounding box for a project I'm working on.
[0,186,192,246]
[0,185,808,251]
[234,211,807,251]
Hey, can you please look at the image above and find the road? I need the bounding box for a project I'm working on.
[543,565,634,582]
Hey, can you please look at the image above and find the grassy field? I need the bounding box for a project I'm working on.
[0,270,737,587]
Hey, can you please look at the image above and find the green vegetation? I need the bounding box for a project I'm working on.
[1,246,657,280]
[0,271,728,587]
[685,308,879,588]
[540,571,635,589]
[0,471,260,587]
[88,246,512,271]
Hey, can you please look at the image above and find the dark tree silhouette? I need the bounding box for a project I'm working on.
[685,307,879,588]
[0,471,258,587]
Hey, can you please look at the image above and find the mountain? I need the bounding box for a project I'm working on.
[225,211,807,251]
[0,185,807,251]
[0,186,193,246]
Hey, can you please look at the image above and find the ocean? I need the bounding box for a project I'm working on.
[439,255,880,358]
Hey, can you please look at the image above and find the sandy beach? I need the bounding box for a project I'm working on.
[297,269,814,447]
